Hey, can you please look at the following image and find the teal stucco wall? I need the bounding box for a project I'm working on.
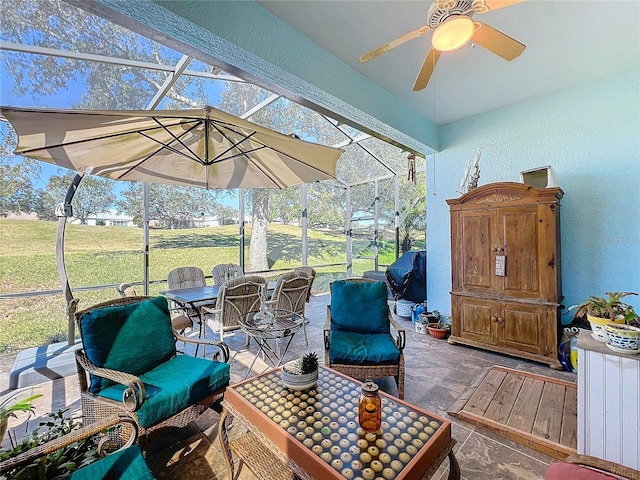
[426,69,640,321]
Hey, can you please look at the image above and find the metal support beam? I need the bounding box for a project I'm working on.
[301,184,308,266]
[239,188,246,270]
[374,180,379,271]
[346,186,352,277]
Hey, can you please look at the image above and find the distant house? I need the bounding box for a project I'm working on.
[69,211,135,227]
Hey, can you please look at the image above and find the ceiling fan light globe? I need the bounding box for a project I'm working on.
[432,16,475,52]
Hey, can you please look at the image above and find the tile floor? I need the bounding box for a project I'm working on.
[1,293,576,479]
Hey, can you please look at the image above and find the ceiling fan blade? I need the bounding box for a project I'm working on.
[359,25,431,63]
[473,22,525,61]
[482,0,526,11]
[413,48,441,91]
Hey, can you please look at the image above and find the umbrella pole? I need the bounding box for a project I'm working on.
[143,183,150,295]
[56,173,84,346]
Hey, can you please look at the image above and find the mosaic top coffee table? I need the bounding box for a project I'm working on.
[219,366,459,480]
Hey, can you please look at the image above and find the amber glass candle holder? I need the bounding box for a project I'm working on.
[358,379,381,432]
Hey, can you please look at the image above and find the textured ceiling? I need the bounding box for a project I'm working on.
[259,0,640,126]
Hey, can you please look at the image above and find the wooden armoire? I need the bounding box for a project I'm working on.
[447,182,563,367]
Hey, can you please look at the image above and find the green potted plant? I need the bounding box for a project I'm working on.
[0,409,102,479]
[425,310,451,339]
[569,291,638,343]
[0,390,42,444]
[415,314,430,335]
[282,351,319,390]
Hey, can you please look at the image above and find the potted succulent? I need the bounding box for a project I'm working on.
[281,351,319,390]
[0,390,42,444]
[570,291,638,343]
[415,314,430,335]
[426,310,451,339]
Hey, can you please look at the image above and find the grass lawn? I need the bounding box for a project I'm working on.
[0,218,399,354]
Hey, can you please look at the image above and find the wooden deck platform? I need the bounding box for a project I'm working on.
[449,365,577,460]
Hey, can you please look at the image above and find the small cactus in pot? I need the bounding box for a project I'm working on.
[282,351,319,390]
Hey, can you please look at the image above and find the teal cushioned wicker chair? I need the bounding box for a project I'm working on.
[323,278,406,399]
[72,296,230,441]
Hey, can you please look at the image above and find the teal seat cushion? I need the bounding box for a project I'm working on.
[79,296,176,394]
[330,281,389,334]
[96,355,230,429]
[329,331,400,364]
[70,445,155,480]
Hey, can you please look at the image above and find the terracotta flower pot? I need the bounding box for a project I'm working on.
[427,323,449,339]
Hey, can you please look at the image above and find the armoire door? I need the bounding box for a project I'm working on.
[454,209,497,295]
[499,301,548,355]
[453,295,497,345]
[496,205,547,300]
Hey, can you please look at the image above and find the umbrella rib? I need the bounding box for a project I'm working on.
[138,130,203,165]
[151,118,205,163]
[209,125,283,188]
[211,120,334,178]
[206,125,257,164]
[13,121,194,156]
[115,128,202,179]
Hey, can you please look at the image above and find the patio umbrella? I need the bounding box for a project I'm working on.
[0,105,342,189]
[1,105,343,345]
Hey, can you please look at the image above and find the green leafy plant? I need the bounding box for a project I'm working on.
[569,291,638,323]
[0,391,42,421]
[284,351,319,375]
[0,409,101,480]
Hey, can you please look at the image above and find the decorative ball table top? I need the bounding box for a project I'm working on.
[225,366,452,480]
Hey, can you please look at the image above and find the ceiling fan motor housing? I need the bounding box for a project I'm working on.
[429,0,490,27]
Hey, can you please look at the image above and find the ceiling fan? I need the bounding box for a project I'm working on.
[359,0,526,91]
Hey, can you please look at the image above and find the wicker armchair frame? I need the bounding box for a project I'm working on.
[201,276,266,342]
[0,414,139,474]
[212,263,245,285]
[323,278,406,399]
[293,267,316,303]
[266,272,312,345]
[72,296,230,441]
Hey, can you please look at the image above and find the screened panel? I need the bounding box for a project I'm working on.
[266,185,303,279]
[306,182,347,292]
[0,0,425,354]
[378,177,397,267]
[337,143,390,184]
[0,0,184,63]
[0,53,161,110]
[256,97,352,146]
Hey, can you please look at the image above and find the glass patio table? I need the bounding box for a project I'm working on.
[238,309,305,379]
[159,285,220,354]
[220,366,460,480]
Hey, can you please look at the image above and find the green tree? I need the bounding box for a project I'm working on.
[269,186,301,225]
[0,125,41,216]
[1,0,200,110]
[35,172,116,224]
[216,204,238,225]
[116,183,222,229]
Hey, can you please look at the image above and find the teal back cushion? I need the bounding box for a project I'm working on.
[80,296,176,394]
[330,280,389,334]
